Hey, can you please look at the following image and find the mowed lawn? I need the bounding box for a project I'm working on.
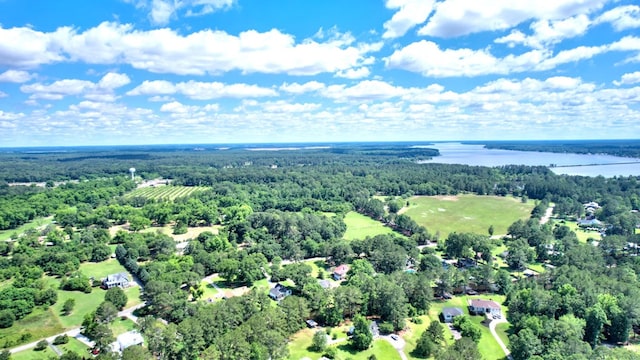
[403,195,534,237]
[426,294,509,360]
[343,211,396,240]
[0,216,53,241]
[287,327,400,360]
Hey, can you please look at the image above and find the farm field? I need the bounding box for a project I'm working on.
[403,195,534,237]
[124,185,209,200]
[342,211,396,240]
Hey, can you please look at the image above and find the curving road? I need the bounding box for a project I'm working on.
[489,318,512,360]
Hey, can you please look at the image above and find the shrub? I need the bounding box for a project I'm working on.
[53,334,69,345]
[412,317,423,324]
[378,322,394,335]
[0,310,15,328]
[34,339,48,351]
[323,347,337,359]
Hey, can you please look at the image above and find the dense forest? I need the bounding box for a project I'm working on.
[476,139,640,159]
[0,143,639,360]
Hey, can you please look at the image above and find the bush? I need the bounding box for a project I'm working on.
[34,339,48,351]
[378,322,394,335]
[323,347,337,359]
[412,317,423,324]
[53,334,69,345]
[0,310,15,328]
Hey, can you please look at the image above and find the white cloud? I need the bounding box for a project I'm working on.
[279,81,326,94]
[495,15,591,49]
[418,0,607,37]
[0,91,6,98]
[0,22,377,76]
[614,71,640,86]
[128,80,277,99]
[20,72,129,100]
[385,40,547,77]
[382,0,435,39]
[335,67,371,79]
[596,5,640,31]
[0,70,35,83]
[321,80,407,101]
[129,0,235,25]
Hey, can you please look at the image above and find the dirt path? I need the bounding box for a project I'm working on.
[489,318,512,360]
[539,205,555,225]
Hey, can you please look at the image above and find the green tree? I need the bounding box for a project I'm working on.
[0,310,15,328]
[104,287,128,310]
[414,330,436,358]
[62,298,75,315]
[95,301,118,324]
[426,321,445,344]
[351,315,373,350]
[121,345,153,360]
[585,304,607,348]
[34,340,48,351]
[510,328,542,360]
[311,330,328,352]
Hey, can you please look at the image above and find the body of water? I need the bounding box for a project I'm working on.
[419,143,640,177]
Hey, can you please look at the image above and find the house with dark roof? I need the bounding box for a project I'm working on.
[102,272,130,289]
[333,264,350,280]
[441,307,464,323]
[269,283,292,301]
[469,299,501,316]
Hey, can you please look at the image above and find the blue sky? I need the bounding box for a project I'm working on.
[0,0,639,146]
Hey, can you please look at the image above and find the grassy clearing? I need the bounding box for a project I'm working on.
[402,315,435,359]
[495,322,512,349]
[403,195,534,237]
[0,216,53,241]
[552,219,601,243]
[110,317,137,336]
[0,308,64,349]
[139,224,220,243]
[287,328,400,360]
[79,259,127,279]
[343,211,395,240]
[427,294,508,360]
[12,347,57,360]
[124,186,209,200]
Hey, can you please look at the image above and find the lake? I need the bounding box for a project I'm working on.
[418,143,640,177]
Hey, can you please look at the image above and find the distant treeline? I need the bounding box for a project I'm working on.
[473,139,640,158]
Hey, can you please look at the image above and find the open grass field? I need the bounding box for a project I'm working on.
[124,186,209,200]
[0,308,64,350]
[403,195,534,238]
[79,259,127,279]
[427,294,508,360]
[11,337,89,360]
[110,317,137,337]
[343,211,396,240]
[0,216,53,241]
[287,328,401,360]
[139,224,220,242]
[552,219,601,243]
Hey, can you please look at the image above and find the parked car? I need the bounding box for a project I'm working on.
[390,334,399,341]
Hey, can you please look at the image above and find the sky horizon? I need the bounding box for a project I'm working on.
[1,0,640,146]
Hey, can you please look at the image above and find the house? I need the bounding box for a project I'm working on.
[469,299,501,316]
[269,283,292,301]
[577,218,603,228]
[441,307,464,323]
[102,272,130,289]
[333,264,350,280]
[110,330,144,353]
[523,269,539,278]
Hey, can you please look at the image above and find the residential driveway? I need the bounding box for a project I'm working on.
[489,318,512,360]
[382,334,408,360]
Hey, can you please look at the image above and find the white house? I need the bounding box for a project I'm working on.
[441,307,464,323]
[110,330,144,353]
[469,299,501,316]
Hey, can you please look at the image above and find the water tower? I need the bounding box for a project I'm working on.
[129,167,136,181]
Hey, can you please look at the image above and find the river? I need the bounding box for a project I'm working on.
[418,143,640,177]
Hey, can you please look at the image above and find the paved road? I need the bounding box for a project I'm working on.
[489,318,512,360]
[381,334,408,360]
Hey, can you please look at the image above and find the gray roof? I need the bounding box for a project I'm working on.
[105,272,129,282]
[442,307,464,317]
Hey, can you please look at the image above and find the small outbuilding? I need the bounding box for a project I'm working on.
[306,319,318,328]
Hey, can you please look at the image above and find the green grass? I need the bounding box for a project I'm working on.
[552,220,601,243]
[403,315,435,359]
[343,211,396,240]
[11,347,57,360]
[124,186,209,200]
[0,308,64,349]
[495,322,512,349]
[79,259,128,279]
[427,294,508,360]
[287,328,401,360]
[110,317,137,336]
[0,216,53,241]
[403,195,534,237]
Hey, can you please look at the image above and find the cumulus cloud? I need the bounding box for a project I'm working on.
[321,80,408,101]
[614,71,640,86]
[382,0,435,39]
[418,0,607,37]
[279,81,326,94]
[126,0,235,25]
[0,70,35,83]
[20,72,130,101]
[0,22,377,77]
[596,5,640,31]
[127,80,277,99]
[495,15,591,49]
[335,67,371,79]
